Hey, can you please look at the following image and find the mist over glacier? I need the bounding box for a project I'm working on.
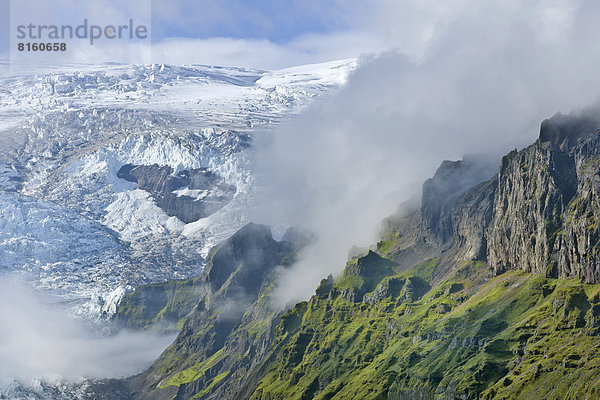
[251,0,600,307]
[0,277,174,389]
[3,0,600,396]
[0,60,356,396]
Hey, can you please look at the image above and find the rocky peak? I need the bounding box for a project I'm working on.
[539,111,600,151]
[383,112,600,281]
[130,223,297,400]
[421,154,498,243]
[346,250,396,277]
[489,112,600,282]
[202,222,291,295]
[333,251,398,302]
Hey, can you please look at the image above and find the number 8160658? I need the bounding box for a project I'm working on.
[18,43,67,51]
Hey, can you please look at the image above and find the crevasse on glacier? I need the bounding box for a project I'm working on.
[0,60,357,320]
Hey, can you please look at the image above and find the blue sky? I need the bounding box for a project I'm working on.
[0,0,8,55]
[150,0,352,43]
[2,0,350,46]
[1,0,384,68]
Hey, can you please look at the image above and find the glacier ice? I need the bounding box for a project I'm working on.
[0,60,356,322]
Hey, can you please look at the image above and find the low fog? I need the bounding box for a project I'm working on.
[251,0,600,307]
[0,278,174,384]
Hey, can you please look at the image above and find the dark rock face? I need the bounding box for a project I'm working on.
[117,164,236,223]
[488,112,600,282]
[201,223,293,304]
[108,110,600,400]
[450,177,497,261]
[380,154,498,281]
[396,110,600,284]
[421,155,498,244]
[538,112,600,151]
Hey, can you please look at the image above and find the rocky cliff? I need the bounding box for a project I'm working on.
[105,109,600,400]
[386,109,600,283]
[488,111,600,282]
[126,223,296,400]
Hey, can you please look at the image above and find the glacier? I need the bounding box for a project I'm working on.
[0,60,356,318]
[0,59,356,397]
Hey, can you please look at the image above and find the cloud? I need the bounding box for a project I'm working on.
[2,0,488,70]
[0,277,174,384]
[5,29,384,70]
[249,0,600,306]
[148,32,384,69]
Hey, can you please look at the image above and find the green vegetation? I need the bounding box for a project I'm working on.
[114,277,204,333]
[334,251,397,294]
[141,251,600,399]
[251,257,600,400]
[162,349,226,388]
[191,370,231,399]
[376,240,396,254]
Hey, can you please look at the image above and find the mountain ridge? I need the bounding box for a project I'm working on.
[104,108,600,399]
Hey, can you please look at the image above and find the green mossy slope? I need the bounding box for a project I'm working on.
[113,277,204,333]
[251,257,600,400]
[116,115,600,400]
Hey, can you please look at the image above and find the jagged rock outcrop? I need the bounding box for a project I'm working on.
[421,155,498,244]
[488,111,600,282]
[105,109,600,400]
[117,164,236,223]
[379,154,498,280]
[127,223,296,400]
[387,109,600,284]
[332,250,398,302]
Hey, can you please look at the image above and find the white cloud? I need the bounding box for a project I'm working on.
[148,32,385,69]
[0,278,174,383]
[249,0,600,306]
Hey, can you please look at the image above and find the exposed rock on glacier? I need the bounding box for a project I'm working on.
[0,60,356,321]
[117,164,236,223]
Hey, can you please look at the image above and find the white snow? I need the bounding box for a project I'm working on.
[103,189,185,240]
[0,59,357,324]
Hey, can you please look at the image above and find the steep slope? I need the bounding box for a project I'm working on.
[378,154,498,279]
[126,223,297,400]
[246,110,600,399]
[113,277,205,333]
[251,260,600,399]
[488,111,600,282]
[113,109,600,400]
